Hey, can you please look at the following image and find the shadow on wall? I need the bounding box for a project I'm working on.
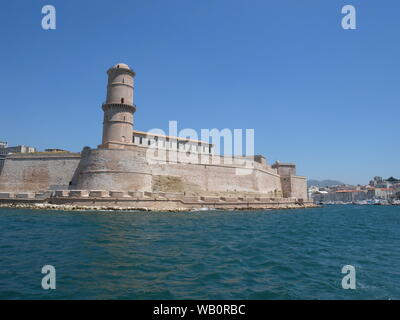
[69,146,91,189]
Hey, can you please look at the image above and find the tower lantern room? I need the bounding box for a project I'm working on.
[101,63,136,148]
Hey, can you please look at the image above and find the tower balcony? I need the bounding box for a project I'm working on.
[102,102,136,113]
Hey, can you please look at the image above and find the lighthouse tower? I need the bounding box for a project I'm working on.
[100,63,136,148]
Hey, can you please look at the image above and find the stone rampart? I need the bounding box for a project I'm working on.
[0,146,308,206]
[0,153,81,193]
[72,147,284,197]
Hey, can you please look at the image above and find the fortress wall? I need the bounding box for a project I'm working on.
[72,148,152,191]
[0,146,305,199]
[151,162,260,194]
[280,175,308,200]
[280,176,292,198]
[0,153,81,193]
[253,168,283,196]
[73,147,284,196]
[290,176,308,200]
[144,146,282,195]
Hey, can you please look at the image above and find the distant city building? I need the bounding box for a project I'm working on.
[0,145,36,155]
[367,188,395,200]
[369,176,392,188]
[310,176,400,204]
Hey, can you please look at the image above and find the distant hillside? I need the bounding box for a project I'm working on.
[308,179,346,188]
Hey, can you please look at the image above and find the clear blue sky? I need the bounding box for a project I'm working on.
[0,0,399,185]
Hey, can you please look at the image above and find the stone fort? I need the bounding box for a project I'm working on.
[0,63,311,210]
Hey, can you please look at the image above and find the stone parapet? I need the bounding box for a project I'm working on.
[220,197,238,202]
[128,191,144,198]
[200,196,221,202]
[109,190,127,198]
[1,189,317,211]
[0,192,14,199]
[69,190,89,197]
[16,193,35,199]
[89,190,109,198]
[55,190,69,197]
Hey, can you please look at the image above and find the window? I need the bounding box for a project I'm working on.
[121,98,124,104]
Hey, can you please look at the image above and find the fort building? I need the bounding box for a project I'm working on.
[0,63,313,211]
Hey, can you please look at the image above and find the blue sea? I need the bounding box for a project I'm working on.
[0,205,399,299]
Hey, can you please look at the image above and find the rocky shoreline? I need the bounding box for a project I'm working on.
[0,201,319,212]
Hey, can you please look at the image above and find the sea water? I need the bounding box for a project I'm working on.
[0,205,399,299]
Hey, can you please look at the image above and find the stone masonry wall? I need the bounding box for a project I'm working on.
[0,153,81,192]
[290,175,308,200]
[71,148,152,191]
[0,146,307,200]
[72,146,285,197]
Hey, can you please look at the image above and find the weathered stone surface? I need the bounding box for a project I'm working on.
[0,153,81,193]
[89,190,109,198]
[182,196,200,202]
[0,192,14,199]
[16,193,35,199]
[69,190,89,197]
[55,190,69,197]
[220,197,238,202]
[128,191,144,198]
[109,190,126,198]
[200,196,220,202]
[164,192,183,200]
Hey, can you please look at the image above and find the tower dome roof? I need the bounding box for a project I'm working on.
[107,62,135,76]
[114,63,130,70]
